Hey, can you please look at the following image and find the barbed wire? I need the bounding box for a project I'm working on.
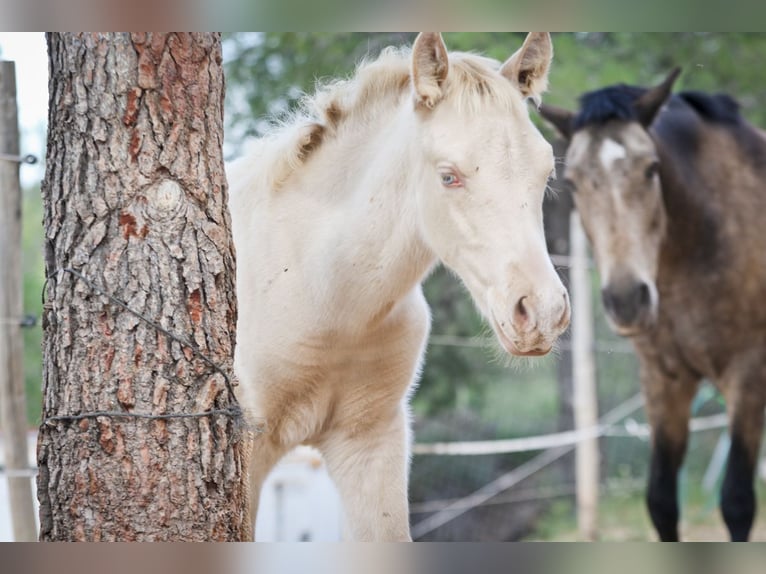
[0,315,38,327]
[43,408,244,425]
[41,267,247,427]
[0,152,37,164]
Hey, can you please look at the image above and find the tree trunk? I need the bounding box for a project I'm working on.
[37,33,248,541]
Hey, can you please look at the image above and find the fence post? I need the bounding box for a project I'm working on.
[570,209,599,541]
[0,60,37,541]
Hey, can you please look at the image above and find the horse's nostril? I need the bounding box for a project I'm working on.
[514,295,529,329]
[602,280,652,327]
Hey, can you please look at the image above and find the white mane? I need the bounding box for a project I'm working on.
[229,47,526,192]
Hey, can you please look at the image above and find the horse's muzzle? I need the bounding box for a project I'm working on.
[601,280,655,335]
[492,290,570,356]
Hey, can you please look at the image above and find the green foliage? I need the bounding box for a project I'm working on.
[529,474,766,541]
[22,187,44,425]
[537,33,766,129]
[4,184,44,428]
[223,33,412,152]
[416,267,507,417]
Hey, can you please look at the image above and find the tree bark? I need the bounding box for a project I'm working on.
[37,33,247,541]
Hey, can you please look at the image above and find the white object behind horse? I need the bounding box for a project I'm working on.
[229,32,569,541]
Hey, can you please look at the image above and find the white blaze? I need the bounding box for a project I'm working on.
[599,139,626,169]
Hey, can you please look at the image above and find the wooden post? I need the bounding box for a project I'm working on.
[570,209,599,541]
[0,60,37,541]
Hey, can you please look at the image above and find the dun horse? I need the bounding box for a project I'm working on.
[540,70,766,541]
[228,33,570,541]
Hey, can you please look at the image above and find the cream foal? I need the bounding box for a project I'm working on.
[228,32,570,541]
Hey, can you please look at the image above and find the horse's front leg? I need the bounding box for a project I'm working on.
[319,403,413,541]
[720,362,766,541]
[246,434,293,541]
[640,362,700,542]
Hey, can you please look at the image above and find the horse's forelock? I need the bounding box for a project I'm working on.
[301,49,524,137]
[443,54,525,115]
[573,85,647,130]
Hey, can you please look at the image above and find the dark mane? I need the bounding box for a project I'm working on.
[573,84,744,131]
[677,91,742,124]
[656,90,762,169]
[573,84,647,130]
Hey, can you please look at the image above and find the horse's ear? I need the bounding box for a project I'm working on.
[500,32,553,105]
[538,103,575,141]
[634,67,682,127]
[411,32,449,110]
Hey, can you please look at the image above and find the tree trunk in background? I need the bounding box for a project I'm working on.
[37,33,247,541]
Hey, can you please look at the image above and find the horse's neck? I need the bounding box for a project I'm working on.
[656,122,765,273]
[655,133,719,269]
[296,102,436,318]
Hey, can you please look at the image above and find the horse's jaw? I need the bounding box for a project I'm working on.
[606,315,658,339]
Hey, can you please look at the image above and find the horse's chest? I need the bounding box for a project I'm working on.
[656,307,747,382]
[658,265,766,376]
[652,305,721,378]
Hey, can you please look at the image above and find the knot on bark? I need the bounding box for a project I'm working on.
[144,179,186,222]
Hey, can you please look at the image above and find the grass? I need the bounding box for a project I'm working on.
[528,477,766,541]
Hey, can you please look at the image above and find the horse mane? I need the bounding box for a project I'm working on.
[573,84,647,129]
[677,91,742,124]
[573,83,744,131]
[247,46,522,191]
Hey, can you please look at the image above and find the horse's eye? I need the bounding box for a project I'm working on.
[440,173,462,188]
[645,161,660,180]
